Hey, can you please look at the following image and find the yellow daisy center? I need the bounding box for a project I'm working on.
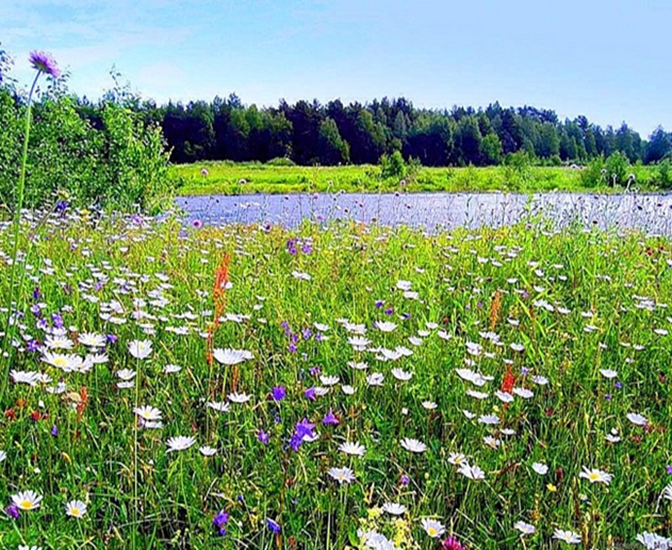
[54,358,66,367]
[428,527,437,536]
[70,507,81,516]
[19,499,33,509]
[589,472,600,481]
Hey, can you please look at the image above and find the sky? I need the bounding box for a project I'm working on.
[1,0,670,137]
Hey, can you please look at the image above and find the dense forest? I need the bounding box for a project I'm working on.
[83,94,671,168]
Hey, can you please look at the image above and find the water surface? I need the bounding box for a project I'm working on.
[176,192,672,234]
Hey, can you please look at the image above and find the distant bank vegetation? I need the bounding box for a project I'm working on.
[1,47,671,209]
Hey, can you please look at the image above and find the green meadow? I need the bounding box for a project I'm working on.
[170,160,665,196]
[1,212,671,549]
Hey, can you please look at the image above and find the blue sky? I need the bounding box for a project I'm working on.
[2,0,670,136]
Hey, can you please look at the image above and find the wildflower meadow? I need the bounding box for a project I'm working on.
[1,51,672,550]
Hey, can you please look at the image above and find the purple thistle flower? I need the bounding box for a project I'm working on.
[29,51,61,78]
[5,504,20,519]
[442,536,466,550]
[322,409,339,425]
[266,518,281,534]
[258,430,270,445]
[271,386,286,402]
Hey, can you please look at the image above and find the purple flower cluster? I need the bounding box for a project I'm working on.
[289,418,315,451]
[213,510,229,536]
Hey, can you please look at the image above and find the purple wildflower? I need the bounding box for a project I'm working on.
[309,366,321,376]
[213,510,229,536]
[400,474,410,486]
[384,307,394,316]
[51,313,64,329]
[666,465,672,475]
[322,409,339,425]
[266,518,281,534]
[5,504,20,519]
[51,424,58,437]
[286,238,298,256]
[32,287,40,301]
[271,386,286,402]
[29,51,61,78]
[192,219,203,229]
[288,343,297,353]
[302,328,312,340]
[258,430,270,445]
[375,300,384,308]
[615,381,622,390]
[442,536,466,550]
[106,333,118,344]
[289,418,315,452]
[304,387,316,401]
[27,339,40,352]
[301,242,312,254]
[520,367,529,376]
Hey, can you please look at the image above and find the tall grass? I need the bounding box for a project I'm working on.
[0,208,671,548]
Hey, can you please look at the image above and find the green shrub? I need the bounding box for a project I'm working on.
[580,157,606,188]
[266,156,295,166]
[0,85,173,212]
[605,151,630,186]
[656,158,672,189]
[380,150,406,180]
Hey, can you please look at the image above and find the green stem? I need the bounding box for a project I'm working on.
[1,71,41,404]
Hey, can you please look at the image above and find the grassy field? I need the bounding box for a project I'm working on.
[170,161,663,196]
[1,210,672,549]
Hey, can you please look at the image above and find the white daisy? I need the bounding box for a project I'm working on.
[166,436,196,453]
[400,438,427,453]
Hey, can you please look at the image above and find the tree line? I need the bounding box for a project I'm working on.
[103,94,671,168]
